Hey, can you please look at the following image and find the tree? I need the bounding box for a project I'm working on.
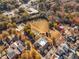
[2,31,9,39]
[0,14,9,21]
[12,22,17,28]
[19,8,25,13]
[23,24,31,33]
[35,54,41,59]
[0,22,7,30]
[38,0,46,3]
[20,50,28,59]
[7,23,13,28]
[31,48,41,59]
[37,0,47,11]
[21,10,29,21]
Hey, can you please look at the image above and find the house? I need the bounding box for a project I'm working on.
[11,40,25,52]
[7,40,25,59]
[7,47,16,59]
[3,11,15,17]
[27,8,39,15]
[16,40,25,52]
[34,37,52,57]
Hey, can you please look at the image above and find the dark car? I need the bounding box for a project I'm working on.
[0,40,4,45]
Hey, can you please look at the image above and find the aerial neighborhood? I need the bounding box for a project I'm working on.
[0,0,79,59]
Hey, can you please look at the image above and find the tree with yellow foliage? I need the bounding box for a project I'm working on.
[2,31,9,39]
[24,24,31,33]
[19,50,28,59]
[7,23,13,28]
[12,22,17,28]
[31,48,41,59]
